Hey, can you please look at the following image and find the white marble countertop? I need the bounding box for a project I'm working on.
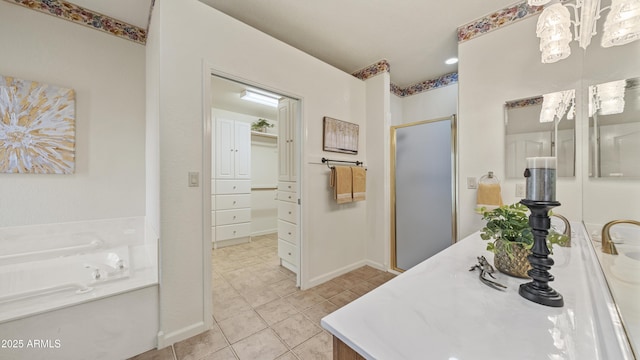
[321,223,634,360]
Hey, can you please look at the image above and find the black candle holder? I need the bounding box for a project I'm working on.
[519,199,564,307]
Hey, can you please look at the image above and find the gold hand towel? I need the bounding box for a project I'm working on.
[351,166,366,202]
[331,166,353,204]
[476,182,503,210]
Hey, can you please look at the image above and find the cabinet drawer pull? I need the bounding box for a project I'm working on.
[233,216,236,219]
[233,201,237,204]
[288,211,292,215]
[288,195,292,199]
[288,232,292,235]
[233,186,237,189]
[288,252,292,256]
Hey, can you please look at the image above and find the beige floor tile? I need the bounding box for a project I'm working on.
[210,346,238,360]
[285,291,325,311]
[367,272,396,287]
[174,325,228,360]
[292,332,333,360]
[213,294,252,322]
[229,275,268,294]
[330,275,361,289]
[127,346,175,360]
[350,281,377,296]
[275,351,299,360]
[271,313,322,348]
[327,290,359,308]
[240,286,281,308]
[255,298,299,326]
[256,268,289,284]
[231,329,288,360]
[279,266,296,278]
[309,280,344,299]
[218,309,267,344]
[271,278,299,297]
[351,265,385,280]
[303,301,339,325]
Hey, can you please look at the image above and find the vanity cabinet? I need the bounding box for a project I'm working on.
[215,118,251,179]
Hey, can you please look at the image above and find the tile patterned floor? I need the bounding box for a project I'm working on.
[130,233,396,360]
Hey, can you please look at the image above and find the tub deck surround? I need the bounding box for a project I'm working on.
[0,216,158,324]
[321,223,634,359]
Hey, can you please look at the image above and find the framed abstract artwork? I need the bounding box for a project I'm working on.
[0,75,75,174]
[323,116,359,155]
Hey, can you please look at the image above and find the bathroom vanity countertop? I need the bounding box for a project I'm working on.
[321,223,634,359]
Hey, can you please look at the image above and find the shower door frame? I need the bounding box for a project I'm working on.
[390,115,458,272]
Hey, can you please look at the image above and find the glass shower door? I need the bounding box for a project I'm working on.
[391,115,456,271]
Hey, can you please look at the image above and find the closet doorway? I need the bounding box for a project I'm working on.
[390,115,457,272]
[208,74,301,288]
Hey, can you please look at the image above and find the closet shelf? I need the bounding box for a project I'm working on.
[251,131,278,139]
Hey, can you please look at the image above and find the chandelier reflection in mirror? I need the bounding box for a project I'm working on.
[540,89,575,122]
[528,0,640,63]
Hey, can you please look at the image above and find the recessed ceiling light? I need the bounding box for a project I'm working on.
[445,57,459,65]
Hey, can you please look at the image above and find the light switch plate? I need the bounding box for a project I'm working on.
[188,172,200,187]
[467,177,477,189]
[516,183,525,198]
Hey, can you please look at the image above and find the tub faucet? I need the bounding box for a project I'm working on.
[601,220,640,255]
[551,213,571,245]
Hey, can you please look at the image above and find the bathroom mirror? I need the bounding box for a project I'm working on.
[504,90,576,179]
[588,77,640,178]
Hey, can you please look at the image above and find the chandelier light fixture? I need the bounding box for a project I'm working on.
[528,0,640,63]
[539,89,576,122]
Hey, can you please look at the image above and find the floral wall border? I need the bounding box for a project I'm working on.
[4,0,148,45]
[351,60,391,81]
[457,0,543,43]
[505,96,543,109]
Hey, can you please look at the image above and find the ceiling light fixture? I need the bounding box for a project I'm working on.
[445,57,459,65]
[528,0,640,63]
[240,89,280,107]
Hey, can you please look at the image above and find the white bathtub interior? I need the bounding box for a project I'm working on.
[0,216,158,359]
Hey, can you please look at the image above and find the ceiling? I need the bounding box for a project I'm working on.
[198,0,519,87]
[211,76,279,120]
[64,0,520,87]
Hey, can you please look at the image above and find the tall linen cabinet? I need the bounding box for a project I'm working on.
[277,99,299,275]
[212,118,252,248]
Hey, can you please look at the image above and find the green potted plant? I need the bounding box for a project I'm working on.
[480,203,568,278]
[251,118,273,132]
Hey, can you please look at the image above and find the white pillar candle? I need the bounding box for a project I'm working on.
[525,157,557,201]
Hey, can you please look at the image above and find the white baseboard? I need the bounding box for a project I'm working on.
[363,259,386,271]
[214,236,250,249]
[305,259,369,289]
[157,321,207,349]
[251,229,277,237]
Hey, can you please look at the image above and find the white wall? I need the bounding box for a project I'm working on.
[395,84,458,125]
[0,2,146,227]
[458,16,583,239]
[365,73,391,269]
[152,0,367,346]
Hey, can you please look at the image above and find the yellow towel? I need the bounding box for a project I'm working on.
[351,166,366,202]
[476,182,503,210]
[330,166,353,204]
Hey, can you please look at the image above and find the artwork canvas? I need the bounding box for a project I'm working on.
[323,117,359,154]
[0,75,75,174]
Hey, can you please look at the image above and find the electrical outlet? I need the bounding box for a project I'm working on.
[515,183,526,198]
[467,177,477,189]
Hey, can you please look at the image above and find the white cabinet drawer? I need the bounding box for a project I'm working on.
[216,194,251,210]
[278,181,296,192]
[278,201,298,224]
[278,239,297,266]
[216,208,251,226]
[277,190,297,203]
[216,223,251,241]
[210,211,216,226]
[216,180,251,194]
[278,220,297,245]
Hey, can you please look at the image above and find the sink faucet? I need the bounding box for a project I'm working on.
[551,214,571,246]
[601,220,640,255]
